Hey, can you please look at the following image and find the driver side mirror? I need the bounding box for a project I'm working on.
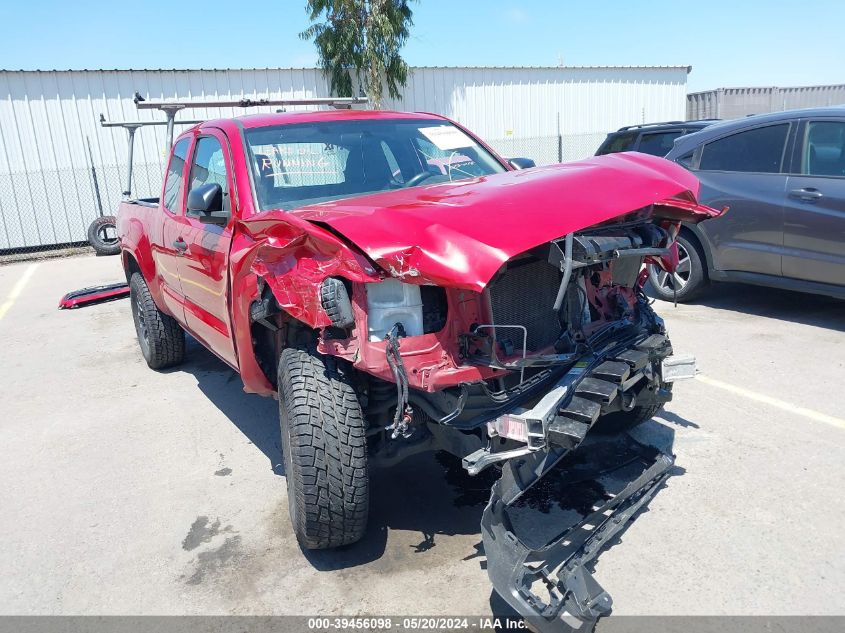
[508,157,536,170]
[187,183,227,225]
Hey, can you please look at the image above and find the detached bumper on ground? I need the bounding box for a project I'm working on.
[58,282,130,309]
[482,434,675,633]
[469,335,694,632]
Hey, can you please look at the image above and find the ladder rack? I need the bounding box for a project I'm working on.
[132,92,368,149]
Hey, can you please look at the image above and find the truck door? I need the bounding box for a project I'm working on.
[154,137,191,321]
[177,130,238,369]
[782,117,845,286]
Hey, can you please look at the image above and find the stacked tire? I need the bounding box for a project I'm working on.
[87,215,120,256]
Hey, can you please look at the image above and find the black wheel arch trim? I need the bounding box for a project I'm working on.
[679,221,716,275]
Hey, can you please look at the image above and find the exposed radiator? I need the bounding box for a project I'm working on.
[488,258,562,353]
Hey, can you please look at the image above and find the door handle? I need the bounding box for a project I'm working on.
[789,188,823,201]
[172,238,188,253]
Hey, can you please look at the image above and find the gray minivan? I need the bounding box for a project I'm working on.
[655,107,845,301]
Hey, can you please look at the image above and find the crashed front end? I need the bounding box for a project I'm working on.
[241,153,719,630]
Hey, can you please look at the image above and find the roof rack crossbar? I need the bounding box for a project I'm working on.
[132,92,368,147]
[133,92,368,148]
[132,92,367,110]
[99,113,203,128]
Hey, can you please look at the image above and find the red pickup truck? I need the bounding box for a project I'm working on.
[118,107,718,625]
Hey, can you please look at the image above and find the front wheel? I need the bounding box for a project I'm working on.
[646,234,706,302]
[278,345,369,549]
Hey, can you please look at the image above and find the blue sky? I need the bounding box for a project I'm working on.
[2,0,843,92]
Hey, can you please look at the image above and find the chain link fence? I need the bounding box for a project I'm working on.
[0,132,606,261]
[0,163,163,260]
[486,132,606,165]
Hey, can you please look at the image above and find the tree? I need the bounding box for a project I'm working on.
[300,0,415,108]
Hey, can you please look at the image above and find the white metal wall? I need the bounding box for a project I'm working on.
[0,66,688,251]
[687,84,845,120]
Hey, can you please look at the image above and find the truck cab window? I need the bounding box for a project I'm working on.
[380,140,404,184]
[162,138,190,213]
[245,119,505,211]
[412,136,489,179]
[251,142,348,188]
[189,137,231,215]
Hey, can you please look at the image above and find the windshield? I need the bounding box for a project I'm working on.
[245,118,507,210]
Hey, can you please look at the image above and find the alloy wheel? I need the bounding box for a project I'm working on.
[648,243,691,293]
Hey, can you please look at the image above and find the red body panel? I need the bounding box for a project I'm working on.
[58,283,130,309]
[292,152,717,291]
[117,109,719,397]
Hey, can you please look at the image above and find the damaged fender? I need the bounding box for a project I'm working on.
[239,210,380,327]
[228,211,380,395]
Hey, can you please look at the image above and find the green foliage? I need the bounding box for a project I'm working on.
[300,0,415,108]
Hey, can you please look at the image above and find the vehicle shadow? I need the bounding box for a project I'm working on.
[652,408,700,429]
[170,336,689,605]
[168,337,493,569]
[653,281,844,331]
[304,449,497,571]
[173,337,284,475]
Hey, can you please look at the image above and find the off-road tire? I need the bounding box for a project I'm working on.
[277,345,368,550]
[646,233,707,302]
[87,215,120,256]
[594,383,673,434]
[129,272,185,369]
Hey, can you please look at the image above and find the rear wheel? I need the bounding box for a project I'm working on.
[87,215,120,256]
[646,233,706,302]
[129,273,185,369]
[277,345,369,549]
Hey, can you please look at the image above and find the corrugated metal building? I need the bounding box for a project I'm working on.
[0,66,689,252]
[687,84,845,120]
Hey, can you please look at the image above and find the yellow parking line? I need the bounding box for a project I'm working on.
[696,374,845,431]
[0,263,38,321]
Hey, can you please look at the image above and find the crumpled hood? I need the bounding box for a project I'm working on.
[290,152,717,291]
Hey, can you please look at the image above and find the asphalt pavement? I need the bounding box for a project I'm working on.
[0,253,843,617]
